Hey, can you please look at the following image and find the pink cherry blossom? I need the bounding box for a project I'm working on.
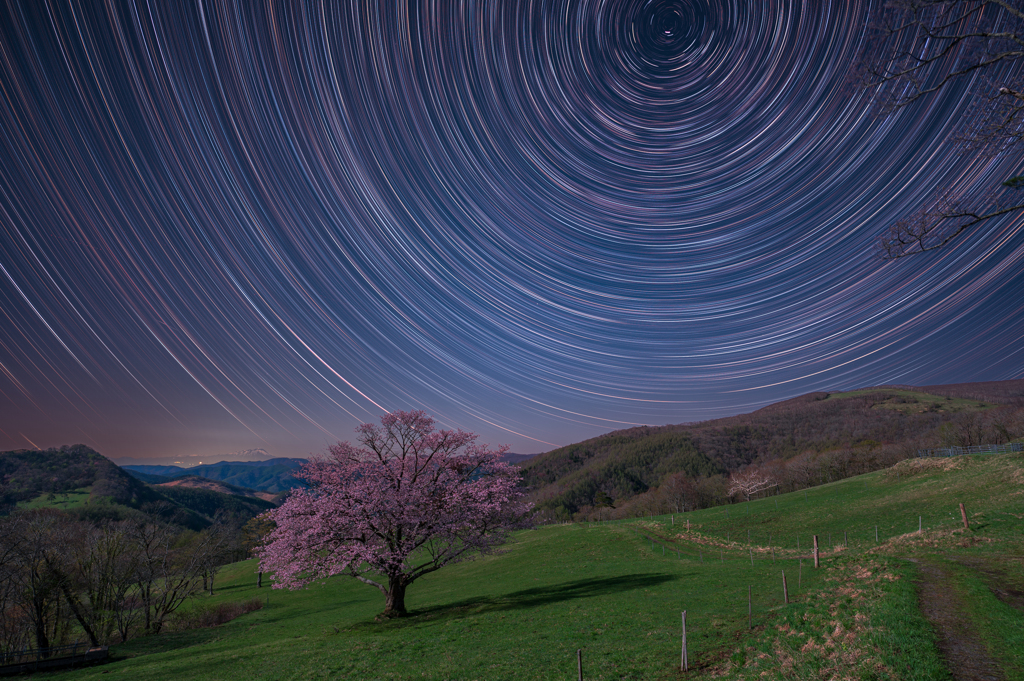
[256,410,532,617]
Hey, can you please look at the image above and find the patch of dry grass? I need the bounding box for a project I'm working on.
[703,557,928,680]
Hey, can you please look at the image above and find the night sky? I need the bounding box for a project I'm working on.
[1,1,1022,463]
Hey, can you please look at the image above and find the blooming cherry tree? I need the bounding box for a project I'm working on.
[257,411,532,617]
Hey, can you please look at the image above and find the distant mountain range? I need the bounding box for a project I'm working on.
[501,452,538,465]
[115,448,276,467]
[122,458,306,493]
[123,452,535,492]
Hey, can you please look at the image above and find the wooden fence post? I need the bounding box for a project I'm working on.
[782,570,789,604]
[813,535,819,568]
[960,503,969,529]
[577,649,583,681]
[681,611,688,672]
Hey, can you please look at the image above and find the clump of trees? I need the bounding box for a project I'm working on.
[568,444,915,522]
[258,411,532,618]
[0,510,244,653]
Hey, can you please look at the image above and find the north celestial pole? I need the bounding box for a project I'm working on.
[1,1,1022,462]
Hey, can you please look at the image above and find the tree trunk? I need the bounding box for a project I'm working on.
[58,582,99,647]
[141,583,152,634]
[382,577,408,617]
[257,571,262,588]
[33,603,49,653]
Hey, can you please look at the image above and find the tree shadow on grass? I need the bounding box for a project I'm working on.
[355,572,677,630]
[108,625,225,660]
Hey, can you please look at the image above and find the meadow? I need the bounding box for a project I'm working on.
[42,451,1024,680]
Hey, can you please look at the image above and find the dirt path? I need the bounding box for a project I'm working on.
[913,558,1003,681]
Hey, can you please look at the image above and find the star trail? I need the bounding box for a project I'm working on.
[1,1,1022,462]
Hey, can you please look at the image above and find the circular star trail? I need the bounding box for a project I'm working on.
[1,1,1022,460]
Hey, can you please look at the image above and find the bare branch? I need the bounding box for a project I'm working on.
[858,1,1024,258]
[878,184,1024,258]
[727,468,777,502]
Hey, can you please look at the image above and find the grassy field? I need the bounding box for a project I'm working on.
[16,488,93,510]
[640,452,1024,551]
[42,452,1024,680]
[822,388,995,414]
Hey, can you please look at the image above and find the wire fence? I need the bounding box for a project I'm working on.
[916,442,1022,458]
[0,641,96,666]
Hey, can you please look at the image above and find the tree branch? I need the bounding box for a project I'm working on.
[878,200,1024,258]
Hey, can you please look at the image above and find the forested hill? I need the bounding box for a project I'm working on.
[0,445,275,529]
[522,381,1024,520]
[0,444,161,511]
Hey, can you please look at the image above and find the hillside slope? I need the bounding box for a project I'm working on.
[156,475,280,502]
[0,446,275,528]
[41,450,1024,681]
[523,384,1022,518]
[0,444,149,508]
[154,483,277,519]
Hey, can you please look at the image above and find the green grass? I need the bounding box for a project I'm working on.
[42,524,831,680]
[933,556,1024,679]
[643,452,1024,554]
[17,488,93,510]
[824,389,994,414]
[40,452,1024,680]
